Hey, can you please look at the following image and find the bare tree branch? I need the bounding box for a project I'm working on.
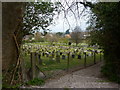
[65,0,78,26]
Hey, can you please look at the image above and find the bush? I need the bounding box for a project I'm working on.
[25,78,45,86]
[101,63,120,84]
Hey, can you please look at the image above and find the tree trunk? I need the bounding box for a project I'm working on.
[2,2,25,86]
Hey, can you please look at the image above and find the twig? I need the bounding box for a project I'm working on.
[10,34,20,85]
[13,34,20,50]
[10,55,20,85]
[65,0,78,26]
[59,3,71,29]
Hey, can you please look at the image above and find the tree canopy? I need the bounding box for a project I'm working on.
[88,2,120,83]
[23,2,60,36]
[70,26,83,46]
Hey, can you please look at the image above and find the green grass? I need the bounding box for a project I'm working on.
[39,56,68,71]
[22,42,103,73]
[21,52,31,69]
[96,80,111,82]
[25,78,45,86]
[23,52,102,72]
[20,42,104,86]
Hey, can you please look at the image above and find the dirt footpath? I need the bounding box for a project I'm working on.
[40,62,120,88]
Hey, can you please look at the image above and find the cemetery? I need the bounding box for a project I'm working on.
[21,42,103,81]
[2,1,120,89]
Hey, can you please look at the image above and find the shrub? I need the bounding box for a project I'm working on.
[101,63,120,84]
[25,78,45,86]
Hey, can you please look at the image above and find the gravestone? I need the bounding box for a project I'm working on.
[74,51,76,53]
[62,55,65,60]
[78,55,81,59]
[88,52,92,56]
[60,52,62,55]
[72,54,75,58]
[95,50,98,54]
[76,49,79,52]
[52,51,55,54]
[52,52,54,58]
[42,52,45,56]
[68,42,71,45]
[49,53,53,61]
[46,53,49,57]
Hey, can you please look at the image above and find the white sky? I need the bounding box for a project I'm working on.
[48,14,90,33]
[47,0,91,33]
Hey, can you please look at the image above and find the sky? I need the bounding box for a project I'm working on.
[48,13,89,33]
[47,0,91,33]
[49,17,89,33]
[35,0,119,33]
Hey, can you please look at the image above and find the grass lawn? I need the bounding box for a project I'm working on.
[22,52,103,72]
[21,42,104,80]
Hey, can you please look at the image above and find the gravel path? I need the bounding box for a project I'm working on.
[40,62,120,88]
